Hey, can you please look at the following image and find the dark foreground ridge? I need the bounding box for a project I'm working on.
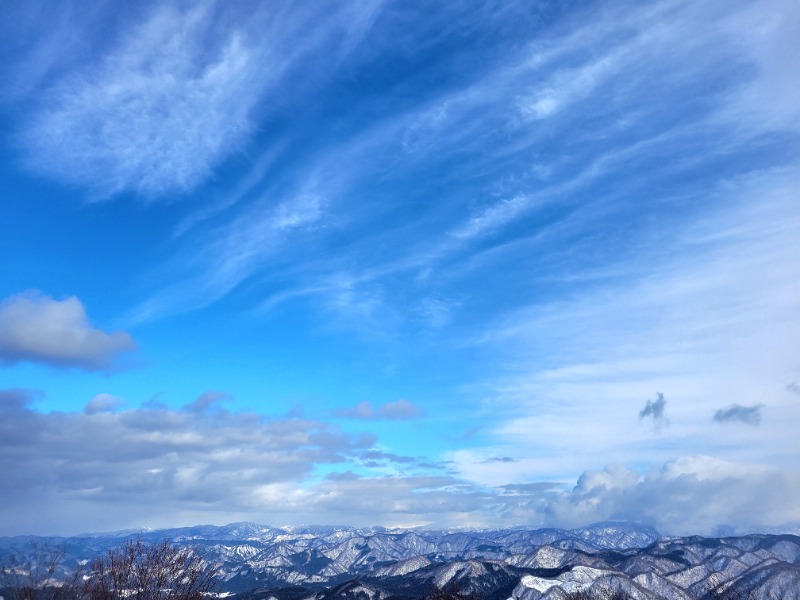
[2,523,799,600]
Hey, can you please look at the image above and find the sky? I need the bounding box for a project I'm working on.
[0,0,799,537]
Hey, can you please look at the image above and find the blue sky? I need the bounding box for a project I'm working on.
[1,0,799,536]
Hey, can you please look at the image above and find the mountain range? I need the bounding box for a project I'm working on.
[1,523,798,600]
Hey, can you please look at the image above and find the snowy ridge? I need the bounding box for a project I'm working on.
[2,524,799,599]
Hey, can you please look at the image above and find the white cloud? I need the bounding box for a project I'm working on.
[537,456,800,535]
[233,455,800,535]
[441,452,800,535]
[127,185,329,323]
[451,195,531,241]
[200,190,326,295]
[718,0,800,129]
[0,389,376,535]
[116,0,795,327]
[516,49,622,122]
[463,168,800,477]
[19,2,268,199]
[0,291,136,370]
[1,389,797,535]
[333,399,425,420]
[84,393,124,414]
[11,0,394,202]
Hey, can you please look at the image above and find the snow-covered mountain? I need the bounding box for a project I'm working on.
[1,523,798,599]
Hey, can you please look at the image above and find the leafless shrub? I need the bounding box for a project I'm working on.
[83,539,219,600]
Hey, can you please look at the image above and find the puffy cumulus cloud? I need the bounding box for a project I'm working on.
[0,291,136,370]
[225,456,800,535]
[0,389,40,443]
[0,389,376,535]
[1,392,798,536]
[361,455,800,535]
[332,399,425,420]
[84,393,124,415]
[533,456,800,535]
[713,403,763,426]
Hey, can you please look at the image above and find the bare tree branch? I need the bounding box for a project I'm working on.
[84,539,219,600]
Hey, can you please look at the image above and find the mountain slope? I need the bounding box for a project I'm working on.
[1,523,798,599]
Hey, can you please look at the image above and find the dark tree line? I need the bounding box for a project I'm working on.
[1,539,219,600]
[423,583,481,600]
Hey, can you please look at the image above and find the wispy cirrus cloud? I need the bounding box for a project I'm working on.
[19,2,265,199]
[460,167,800,478]
[0,291,136,371]
[116,2,799,521]
[133,0,799,328]
[127,186,328,323]
[12,0,388,201]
